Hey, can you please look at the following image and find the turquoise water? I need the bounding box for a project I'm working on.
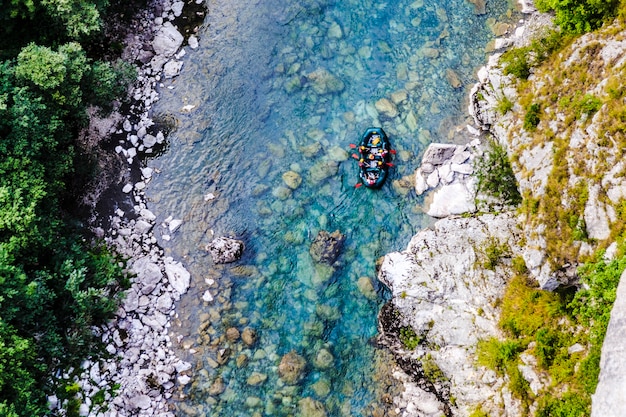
[145,0,515,415]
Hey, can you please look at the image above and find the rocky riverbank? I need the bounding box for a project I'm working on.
[375,2,548,416]
[379,1,626,416]
[51,1,215,416]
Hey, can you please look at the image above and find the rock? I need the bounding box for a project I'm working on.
[247,372,267,386]
[129,394,151,410]
[426,182,476,218]
[278,351,307,384]
[206,236,244,264]
[421,143,457,165]
[163,60,183,78]
[164,259,191,295]
[357,276,377,300]
[327,146,349,162]
[171,1,184,16]
[226,327,240,342]
[178,374,191,385]
[208,377,226,395]
[188,35,199,49]
[415,169,429,195]
[132,257,163,295]
[378,213,522,414]
[446,68,462,88]
[241,327,258,346]
[592,269,626,417]
[153,22,184,57]
[327,22,343,39]
[306,68,345,95]
[309,230,345,265]
[375,98,399,119]
[298,397,327,417]
[313,348,334,369]
[282,170,302,190]
[467,0,486,14]
[168,218,183,233]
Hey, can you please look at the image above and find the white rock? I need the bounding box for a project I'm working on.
[140,208,157,221]
[168,219,183,233]
[188,35,199,49]
[427,182,476,218]
[122,184,133,194]
[171,1,184,16]
[164,260,191,296]
[202,290,214,302]
[163,60,184,78]
[153,22,184,57]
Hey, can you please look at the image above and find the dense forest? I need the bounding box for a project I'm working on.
[0,0,139,415]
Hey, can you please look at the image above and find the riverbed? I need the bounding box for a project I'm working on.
[144,0,515,415]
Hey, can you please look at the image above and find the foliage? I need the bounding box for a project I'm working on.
[0,0,136,415]
[421,354,447,383]
[480,239,511,271]
[477,337,524,375]
[523,103,542,131]
[500,29,566,79]
[536,392,589,417]
[496,94,514,115]
[536,0,620,34]
[399,326,421,350]
[474,138,522,208]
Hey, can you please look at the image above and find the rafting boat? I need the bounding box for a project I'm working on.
[352,127,393,188]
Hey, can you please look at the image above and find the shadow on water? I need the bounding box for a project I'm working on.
[144,0,517,415]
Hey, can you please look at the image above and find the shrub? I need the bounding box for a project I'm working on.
[523,103,542,131]
[474,138,522,208]
[477,337,524,374]
[399,326,421,350]
[536,0,620,34]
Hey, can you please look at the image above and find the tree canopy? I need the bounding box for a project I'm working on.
[0,0,135,415]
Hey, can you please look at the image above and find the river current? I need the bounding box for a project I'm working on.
[145,0,515,415]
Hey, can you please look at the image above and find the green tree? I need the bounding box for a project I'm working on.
[536,0,620,33]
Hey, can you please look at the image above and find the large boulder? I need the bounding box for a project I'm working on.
[309,230,345,265]
[153,22,183,57]
[206,237,244,264]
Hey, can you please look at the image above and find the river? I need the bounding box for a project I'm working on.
[144,0,515,415]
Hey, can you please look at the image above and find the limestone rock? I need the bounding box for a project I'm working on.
[378,213,522,415]
[426,181,477,218]
[592,269,626,417]
[164,259,191,296]
[309,230,345,265]
[153,22,183,57]
[206,236,244,264]
[421,143,457,165]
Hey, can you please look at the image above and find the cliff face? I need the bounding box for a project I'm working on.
[379,7,626,417]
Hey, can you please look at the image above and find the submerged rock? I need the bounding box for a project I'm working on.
[309,230,345,265]
[306,68,345,95]
[278,350,307,384]
[206,236,244,264]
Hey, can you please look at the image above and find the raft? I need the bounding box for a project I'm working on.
[356,127,392,188]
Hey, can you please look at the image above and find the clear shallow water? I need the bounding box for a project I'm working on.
[146,0,514,415]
